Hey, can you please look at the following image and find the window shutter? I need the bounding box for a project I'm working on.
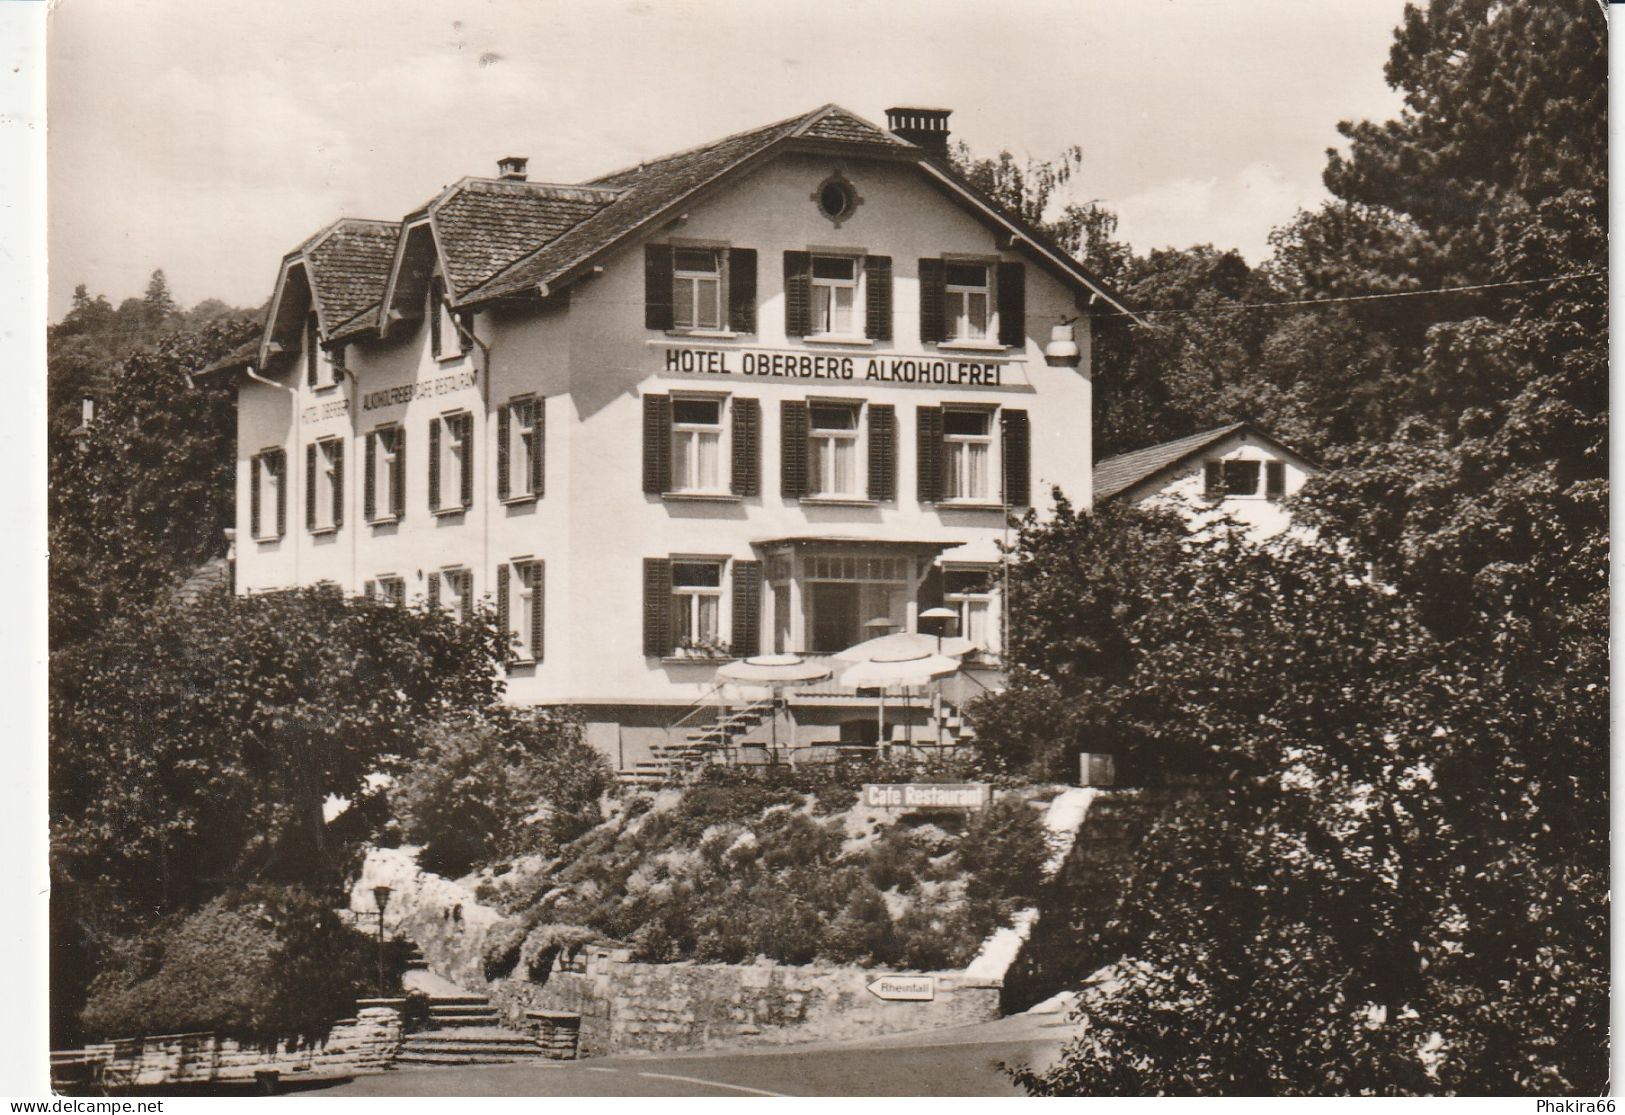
[864,255,892,341]
[497,403,511,500]
[642,394,672,494]
[916,406,944,502]
[918,258,946,344]
[731,397,760,497]
[1001,409,1030,507]
[781,400,809,498]
[868,404,896,501]
[458,413,474,509]
[429,276,443,355]
[732,559,762,657]
[529,561,544,661]
[728,248,757,333]
[643,557,674,657]
[305,442,317,531]
[997,261,1026,348]
[391,429,406,520]
[1204,461,1223,498]
[306,315,319,388]
[783,251,812,338]
[1266,461,1286,500]
[458,310,474,353]
[460,569,474,624]
[530,397,545,498]
[274,452,286,537]
[496,563,511,662]
[427,571,440,610]
[428,418,442,510]
[644,245,674,331]
[250,455,263,538]
[332,440,344,528]
[364,432,377,520]
[364,579,377,600]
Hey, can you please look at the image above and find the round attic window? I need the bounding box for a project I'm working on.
[813,174,861,226]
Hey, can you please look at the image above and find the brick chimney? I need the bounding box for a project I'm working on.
[497,156,529,182]
[885,107,952,158]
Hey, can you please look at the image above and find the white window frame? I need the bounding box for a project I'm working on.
[436,566,471,619]
[801,553,910,655]
[369,425,402,523]
[1206,458,1265,499]
[672,248,724,332]
[370,575,406,607]
[670,394,728,494]
[434,411,471,515]
[252,449,284,541]
[671,558,726,655]
[313,436,342,533]
[504,397,538,502]
[944,261,992,343]
[806,400,863,499]
[943,564,998,654]
[810,254,860,338]
[509,559,541,662]
[942,406,998,503]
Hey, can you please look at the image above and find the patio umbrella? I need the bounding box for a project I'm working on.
[835,630,978,663]
[838,650,962,750]
[714,655,833,755]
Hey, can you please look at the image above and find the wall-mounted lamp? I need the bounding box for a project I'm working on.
[1044,317,1081,365]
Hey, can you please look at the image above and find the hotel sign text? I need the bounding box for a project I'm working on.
[659,345,1024,390]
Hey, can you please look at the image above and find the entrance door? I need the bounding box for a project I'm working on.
[810,582,860,653]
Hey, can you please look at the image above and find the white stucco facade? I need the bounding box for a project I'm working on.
[1115,428,1317,540]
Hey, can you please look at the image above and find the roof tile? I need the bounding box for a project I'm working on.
[1092,423,1250,501]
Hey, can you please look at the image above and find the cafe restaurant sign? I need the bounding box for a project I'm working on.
[656,343,1029,391]
[862,783,991,812]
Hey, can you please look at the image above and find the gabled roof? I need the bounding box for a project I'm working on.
[304,219,399,329]
[197,334,264,377]
[1094,422,1318,502]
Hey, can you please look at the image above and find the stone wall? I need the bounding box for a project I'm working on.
[350,846,510,990]
[488,946,1002,1057]
[71,1005,402,1090]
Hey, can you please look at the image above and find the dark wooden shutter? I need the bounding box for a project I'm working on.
[645,245,674,330]
[429,276,443,355]
[731,397,760,497]
[364,579,376,600]
[458,310,474,353]
[643,557,674,657]
[306,315,319,387]
[918,258,946,343]
[497,403,511,499]
[428,418,442,510]
[427,570,440,610]
[364,432,377,520]
[997,261,1026,347]
[496,564,510,661]
[732,559,762,657]
[331,441,343,528]
[868,404,896,501]
[250,455,263,538]
[728,248,757,334]
[916,406,944,502]
[1204,461,1223,497]
[918,563,944,610]
[529,561,544,661]
[1002,408,1030,507]
[460,569,474,623]
[781,400,809,498]
[643,394,671,493]
[305,443,317,531]
[1265,461,1286,499]
[530,397,545,498]
[783,251,812,337]
[458,413,474,509]
[864,255,892,341]
[391,429,406,519]
[274,452,286,537]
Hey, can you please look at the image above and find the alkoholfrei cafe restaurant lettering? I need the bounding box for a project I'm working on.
[661,345,1014,388]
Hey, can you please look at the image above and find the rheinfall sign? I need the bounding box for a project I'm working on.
[862,783,991,811]
[867,976,936,1002]
[659,344,1025,390]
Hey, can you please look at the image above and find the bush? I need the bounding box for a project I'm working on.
[960,796,1051,907]
[80,885,372,1044]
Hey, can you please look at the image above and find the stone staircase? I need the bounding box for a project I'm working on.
[395,994,565,1067]
[617,699,776,786]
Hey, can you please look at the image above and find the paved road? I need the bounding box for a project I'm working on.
[304,1013,1074,1097]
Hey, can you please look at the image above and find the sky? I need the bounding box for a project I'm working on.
[46,0,1412,321]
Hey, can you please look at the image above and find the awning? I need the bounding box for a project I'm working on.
[751,535,965,554]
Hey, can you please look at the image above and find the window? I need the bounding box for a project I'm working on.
[807,403,860,497]
[672,560,724,652]
[365,426,404,523]
[428,567,473,621]
[1204,459,1262,498]
[672,249,723,331]
[816,177,859,224]
[305,312,335,389]
[307,437,343,533]
[429,412,473,514]
[811,256,857,336]
[944,566,998,652]
[250,449,286,541]
[803,553,909,654]
[943,409,993,501]
[428,275,468,362]
[366,576,406,606]
[671,397,724,493]
[944,263,990,342]
[499,397,542,502]
[501,560,544,663]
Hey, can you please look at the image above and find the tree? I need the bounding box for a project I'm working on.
[142,268,179,332]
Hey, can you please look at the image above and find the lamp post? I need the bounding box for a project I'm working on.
[919,607,960,748]
[372,885,392,997]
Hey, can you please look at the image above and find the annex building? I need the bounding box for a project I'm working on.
[201,104,1132,775]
